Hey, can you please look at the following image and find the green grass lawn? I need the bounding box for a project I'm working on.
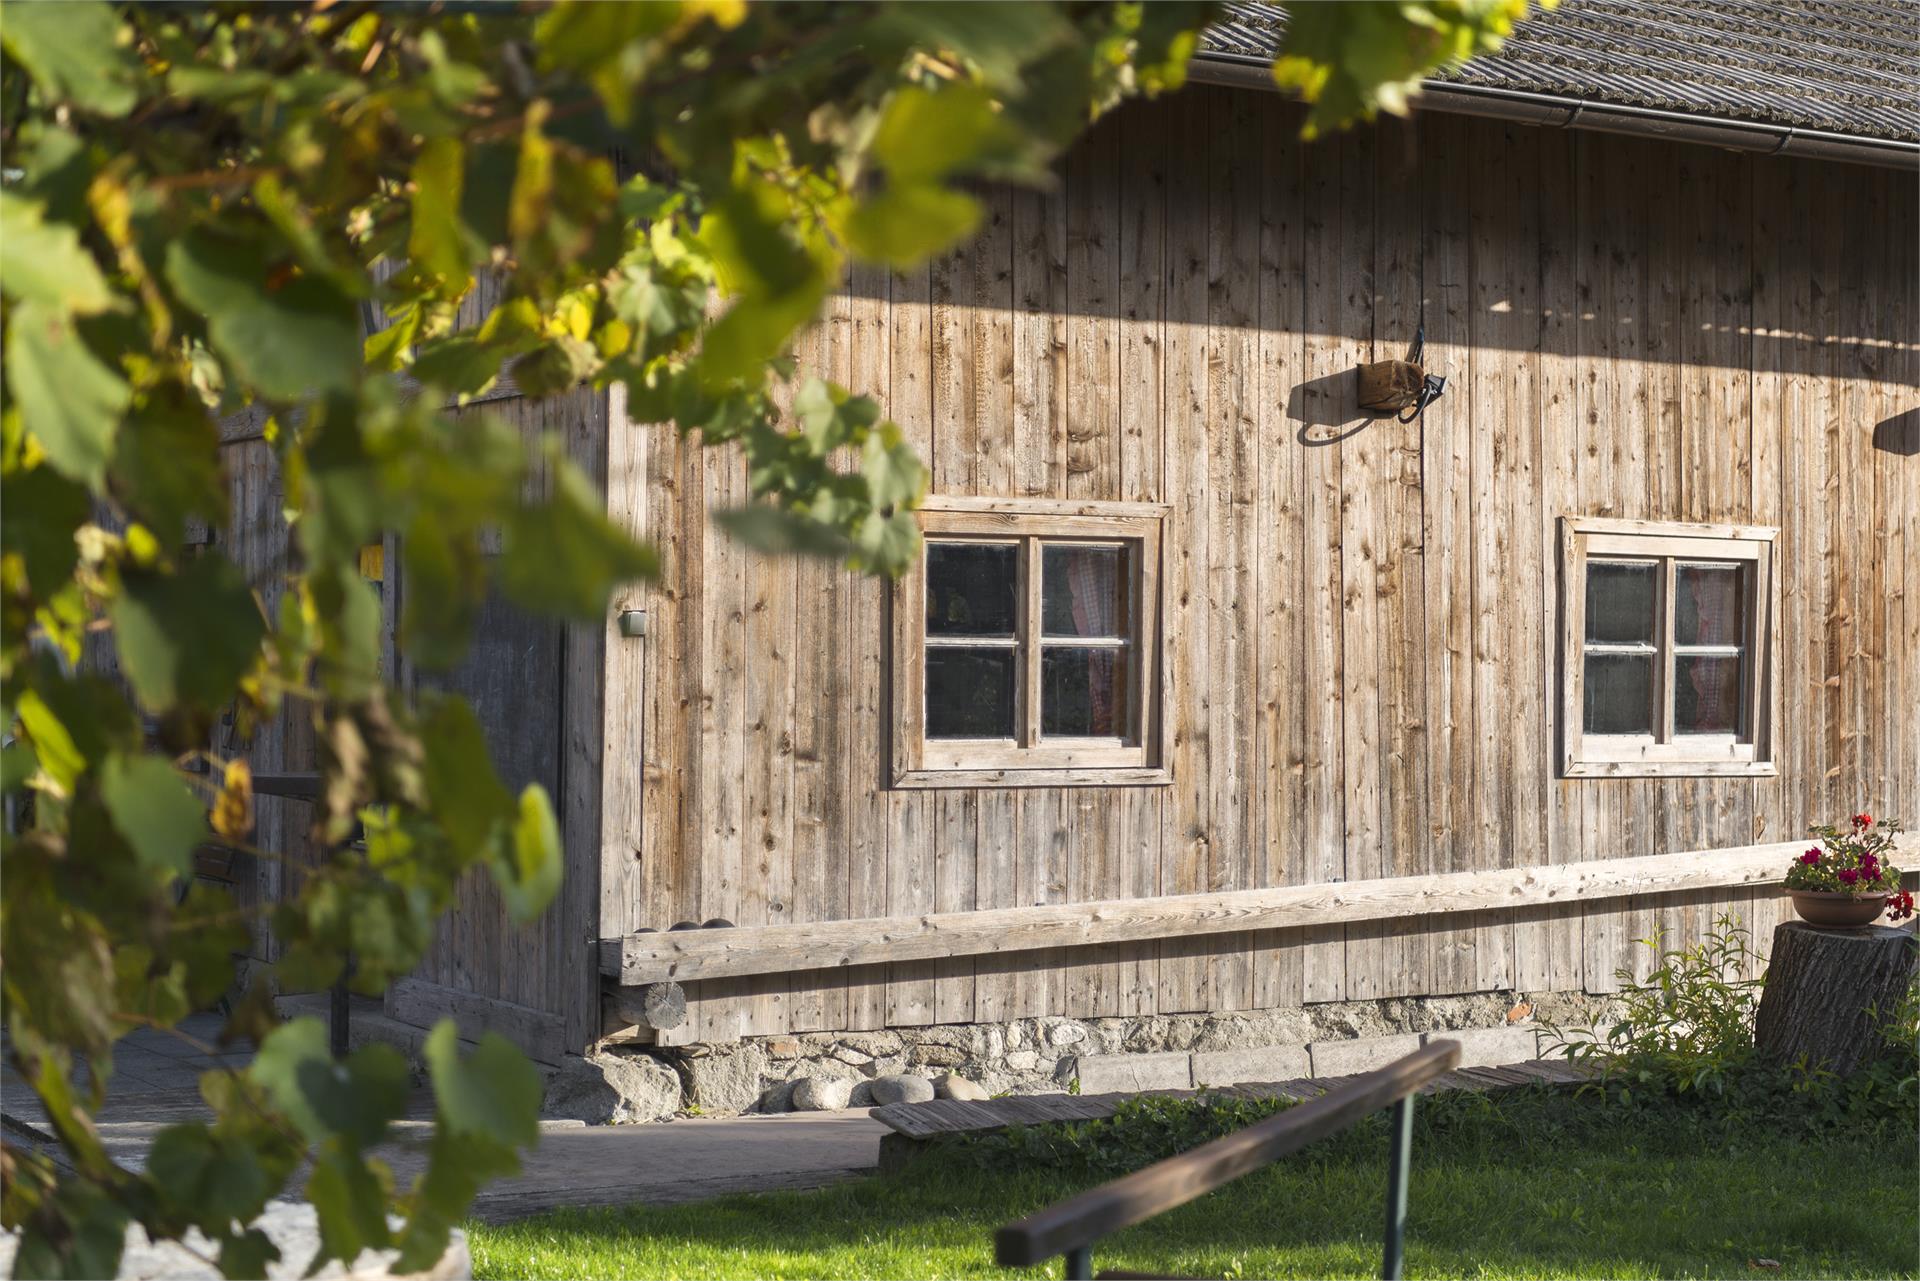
[469,1089,1918,1280]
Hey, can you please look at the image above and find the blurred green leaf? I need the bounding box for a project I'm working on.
[419,695,513,857]
[870,3,1073,87]
[2,892,119,1056]
[5,301,130,487]
[496,785,562,922]
[409,137,472,299]
[712,504,852,560]
[510,335,599,398]
[850,507,924,578]
[305,1150,394,1269]
[109,557,265,713]
[845,185,982,267]
[871,85,1025,183]
[1275,0,1532,137]
[9,1177,130,1281]
[397,529,484,672]
[216,1228,281,1281]
[507,106,555,267]
[308,566,384,702]
[792,379,880,453]
[1,464,91,594]
[499,457,658,618]
[425,1021,540,1150]
[98,754,205,876]
[165,232,360,399]
[111,394,228,545]
[862,420,930,511]
[146,1126,274,1234]
[13,667,139,792]
[0,191,115,315]
[249,1019,410,1149]
[0,0,138,116]
[393,1128,518,1274]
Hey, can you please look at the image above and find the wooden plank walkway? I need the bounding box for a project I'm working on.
[872,1057,1594,1142]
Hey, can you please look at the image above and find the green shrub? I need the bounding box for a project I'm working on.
[1546,915,1919,1136]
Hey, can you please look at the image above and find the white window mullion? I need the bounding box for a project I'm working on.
[1657,555,1676,744]
[1021,536,1042,749]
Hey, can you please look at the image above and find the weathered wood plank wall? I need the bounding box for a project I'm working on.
[392,382,609,1057]
[210,272,613,1058]
[610,88,1918,1042]
[214,408,315,974]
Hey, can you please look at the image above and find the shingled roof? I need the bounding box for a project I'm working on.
[1201,1,1920,144]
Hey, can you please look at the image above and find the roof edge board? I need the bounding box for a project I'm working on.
[1188,50,1920,171]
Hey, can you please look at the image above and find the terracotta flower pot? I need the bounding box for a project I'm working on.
[1787,890,1886,929]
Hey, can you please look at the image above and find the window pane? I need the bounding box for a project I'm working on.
[1584,560,1657,645]
[1675,563,1744,647]
[926,543,1017,636]
[1675,654,1743,734]
[1041,545,1128,638]
[925,648,1016,739]
[1583,653,1653,735]
[1041,647,1129,738]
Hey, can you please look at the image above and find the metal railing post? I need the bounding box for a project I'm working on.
[1063,1246,1094,1280]
[1380,1093,1415,1280]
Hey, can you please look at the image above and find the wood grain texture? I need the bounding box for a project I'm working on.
[602,839,1843,984]
[583,98,1915,1045]
[386,977,565,1065]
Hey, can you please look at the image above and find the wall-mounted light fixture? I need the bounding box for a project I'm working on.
[1356,326,1446,422]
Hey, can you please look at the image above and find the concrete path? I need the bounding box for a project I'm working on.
[9,1101,888,1222]
[4,1016,890,1222]
[431,1111,889,1220]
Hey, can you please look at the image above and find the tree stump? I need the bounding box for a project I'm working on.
[1753,922,1918,1076]
[611,981,687,1032]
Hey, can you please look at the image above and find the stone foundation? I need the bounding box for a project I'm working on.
[548,988,1620,1122]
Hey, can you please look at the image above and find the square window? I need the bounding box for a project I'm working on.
[1582,652,1654,735]
[892,499,1169,787]
[1560,517,1776,777]
[925,648,1017,739]
[1041,646,1130,738]
[926,543,1019,636]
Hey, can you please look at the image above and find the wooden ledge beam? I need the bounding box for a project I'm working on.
[598,839,1828,986]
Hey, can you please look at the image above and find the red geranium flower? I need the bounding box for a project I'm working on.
[1800,849,1822,865]
[1853,812,1873,829]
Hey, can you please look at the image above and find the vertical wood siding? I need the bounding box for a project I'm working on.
[402,385,606,1047]
[614,90,1918,1041]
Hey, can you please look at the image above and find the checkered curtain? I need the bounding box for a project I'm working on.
[1683,573,1734,730]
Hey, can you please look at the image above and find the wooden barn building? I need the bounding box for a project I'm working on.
[233,1,1920,1104]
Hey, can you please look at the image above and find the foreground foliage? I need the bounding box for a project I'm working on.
[470,1087,1918,1280]
[0,1,1536,1275]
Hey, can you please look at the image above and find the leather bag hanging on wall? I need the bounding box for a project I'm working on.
[1355,325,1446,422]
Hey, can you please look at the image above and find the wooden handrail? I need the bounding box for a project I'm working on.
[995,1040,1463,1270]
[251,772,323,800]
[602,841,1813,984]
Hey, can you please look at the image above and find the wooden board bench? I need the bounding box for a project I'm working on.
[873,1079,1327,1144]
[871,1057,1596,1160]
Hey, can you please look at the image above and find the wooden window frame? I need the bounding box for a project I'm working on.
[891,497,1171,789]
[1559,516,1778,778]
